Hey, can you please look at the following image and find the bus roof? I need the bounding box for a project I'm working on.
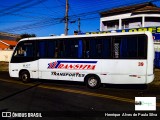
[19,31,151,42]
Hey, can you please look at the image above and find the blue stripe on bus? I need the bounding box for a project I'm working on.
[56,61,97,64]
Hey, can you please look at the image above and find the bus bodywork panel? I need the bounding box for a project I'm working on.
[9,31,154,85]
[9,60,39,79]
[100,60,147,84]
[38,59,100,81]
[9,59,153,84]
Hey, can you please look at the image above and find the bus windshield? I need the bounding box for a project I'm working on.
[13,41,35,58]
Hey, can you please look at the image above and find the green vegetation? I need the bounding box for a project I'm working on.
[0,62,8,71]
[152,69,160,86]
[16,33,36,41]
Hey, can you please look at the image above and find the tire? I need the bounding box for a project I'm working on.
[85,75,101,89]
[20,71,30,83]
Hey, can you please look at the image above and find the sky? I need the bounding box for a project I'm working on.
[0,0,160,37]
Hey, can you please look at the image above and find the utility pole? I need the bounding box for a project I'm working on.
[78,18,81,33]
[64,0,69,35]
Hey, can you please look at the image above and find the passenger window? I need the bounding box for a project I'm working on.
[114,35,147,59]
[47,41,56,58]
[38,41,47,58]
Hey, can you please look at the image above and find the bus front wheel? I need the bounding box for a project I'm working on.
[85,75,101,89]
[20,71,30,83]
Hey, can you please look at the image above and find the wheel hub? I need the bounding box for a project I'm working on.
[22,74,28,81]
[88,78,97,87]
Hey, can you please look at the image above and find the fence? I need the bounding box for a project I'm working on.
[0,50,13,62]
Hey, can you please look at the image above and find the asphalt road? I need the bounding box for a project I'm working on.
[0,71,160,120]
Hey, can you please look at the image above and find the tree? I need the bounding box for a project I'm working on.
[16,33,36,41]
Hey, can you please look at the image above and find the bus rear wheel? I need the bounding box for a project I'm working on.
[85,75,101,89]
[20,71,30,83]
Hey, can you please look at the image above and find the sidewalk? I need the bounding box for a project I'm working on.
[143,69,160,94]
[150,69,160,87]
[155,68,160,83]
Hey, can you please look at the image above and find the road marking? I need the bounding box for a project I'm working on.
[0,78,160,107]
[0,78,39,86]
[39,84,134,103]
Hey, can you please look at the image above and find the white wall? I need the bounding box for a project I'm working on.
[100,13,160,31]
[129,22,142,28]
[0,50,13,62]
[145,22,160,27]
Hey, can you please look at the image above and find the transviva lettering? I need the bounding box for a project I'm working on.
[48,61,97,70]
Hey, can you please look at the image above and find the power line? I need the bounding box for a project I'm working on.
[1,0,160,34]
[1,18,63,32]
[0,0,32,13]
[38,0,65,16]
[68,0,160,21]
[0,0,48,17]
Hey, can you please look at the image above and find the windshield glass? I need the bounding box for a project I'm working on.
[13,41,34,57]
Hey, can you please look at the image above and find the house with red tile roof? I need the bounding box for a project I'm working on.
[0,40,17,50]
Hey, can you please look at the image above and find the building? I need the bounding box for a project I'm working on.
[0,32,19,40]
[0,32,19,50]
[0,40,17,62]
[100,2,160,68]
[0,40,17,50]
[100,2,160,31]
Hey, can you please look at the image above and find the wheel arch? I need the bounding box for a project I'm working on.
[84,73,101,88]
[84,74,100,82]
[19,69,30,78]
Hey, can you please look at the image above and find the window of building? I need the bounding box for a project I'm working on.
[128,17,142,28]
[104,20,119,30]
[122,20,129,29]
